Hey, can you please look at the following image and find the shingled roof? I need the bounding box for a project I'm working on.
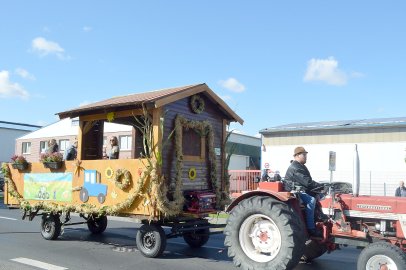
[57,83,243,124]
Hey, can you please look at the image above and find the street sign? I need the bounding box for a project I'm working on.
[329,151,336,171]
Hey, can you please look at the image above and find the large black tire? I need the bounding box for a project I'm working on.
[357,242,406,270]
[301,240,327,262]
[87,215,108,234]
[136,224,167,258]
[183,228,210,248]
[41,214,61,240]
[224,196,306,270]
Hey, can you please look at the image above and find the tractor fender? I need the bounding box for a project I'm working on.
[227,190,293,213]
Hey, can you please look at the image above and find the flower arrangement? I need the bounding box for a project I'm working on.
[11,155,27,164]
[10,155,29,170]
[40,152,63,163]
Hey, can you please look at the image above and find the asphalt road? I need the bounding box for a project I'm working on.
[0,192,360,270]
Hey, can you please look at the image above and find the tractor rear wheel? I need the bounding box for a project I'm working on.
[357,242,406,270]
[87,215,108,234]
[41,214,61,240]
[301,240,327,262]
[224,196,305,270]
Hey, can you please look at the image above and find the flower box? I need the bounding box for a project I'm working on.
[12,162,29,170]
[43,161,63,170]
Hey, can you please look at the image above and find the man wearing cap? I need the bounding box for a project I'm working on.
[284,146,323,237]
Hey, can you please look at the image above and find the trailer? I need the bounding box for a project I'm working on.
[2,83,243,257]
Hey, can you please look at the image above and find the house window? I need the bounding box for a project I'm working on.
[40,141,47,153]
[59,139,70,152]
[119,135,132,150]
[183,128,205,162]
[22,142,31,154]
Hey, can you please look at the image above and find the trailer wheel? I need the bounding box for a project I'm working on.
[301,240,327,262]
[41,214,61,240]
[87,215,108,234]
[136,224,166,258]
[224,196,305,270]
[357,241,406,270]
[183,228,210,248]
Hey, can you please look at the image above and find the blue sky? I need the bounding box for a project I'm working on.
[1,1,405,136]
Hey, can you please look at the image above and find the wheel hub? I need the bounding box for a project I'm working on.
[239,214,282,263]
[143,232,156,249]
[366,255,397,270]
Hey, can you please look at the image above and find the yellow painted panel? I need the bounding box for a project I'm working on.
[4,159,154,216]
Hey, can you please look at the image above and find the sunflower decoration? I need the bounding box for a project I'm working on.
[105,167,114,179]
[188,167,197,180]
[190,95,205,114]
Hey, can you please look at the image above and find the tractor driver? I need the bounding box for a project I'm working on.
[284,146,323,237]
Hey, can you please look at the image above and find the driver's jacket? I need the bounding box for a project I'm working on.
[284,160,321,194]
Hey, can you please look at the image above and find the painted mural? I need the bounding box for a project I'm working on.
[23,173,73,202]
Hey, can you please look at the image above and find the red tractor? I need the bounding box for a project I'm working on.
[224,180,406,270]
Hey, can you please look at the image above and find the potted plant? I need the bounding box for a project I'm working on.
[40,152,64,169]
[11,155,29,170]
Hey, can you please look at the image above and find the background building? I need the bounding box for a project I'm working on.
[0,121,40,163]
[260,117,406,196]
[227,132,261,170]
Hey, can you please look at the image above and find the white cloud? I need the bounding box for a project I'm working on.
[303,57,348,86]
[0,70,29,99]
[79,101,91,107]
[15,68,36,80]
[219,95,232,101]
[83,26,93,32]
[219,77,246,93]
[31,37,70,60]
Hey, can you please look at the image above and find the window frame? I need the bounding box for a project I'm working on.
[59,139,70,153]
[22,142,31,154]
[119,135,132,151]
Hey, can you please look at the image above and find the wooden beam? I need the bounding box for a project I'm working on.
[80,109,144,121]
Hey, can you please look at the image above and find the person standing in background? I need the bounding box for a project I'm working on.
[47,139,59,154]
[395,181,406,197]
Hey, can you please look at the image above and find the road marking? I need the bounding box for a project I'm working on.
[0,215,17,220]
[11,257,68,270]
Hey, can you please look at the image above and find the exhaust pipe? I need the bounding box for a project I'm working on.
[353,144,360,197]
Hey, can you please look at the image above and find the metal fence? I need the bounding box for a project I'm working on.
[229,169,404,197]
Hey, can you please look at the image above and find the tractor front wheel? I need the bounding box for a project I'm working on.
[357,242,406,270]
[224,196,305,270]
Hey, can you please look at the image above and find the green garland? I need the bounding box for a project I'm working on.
[114,169,132,190]
[174,115,229,208]
[190,95,205,114]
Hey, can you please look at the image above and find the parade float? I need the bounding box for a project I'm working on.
[2,83,243,257]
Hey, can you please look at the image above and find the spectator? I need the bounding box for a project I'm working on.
[46,139,59,154]
[108,136,120,159]
[395,181,406,197]
[261,169,271,181]
[64,140,78,161]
